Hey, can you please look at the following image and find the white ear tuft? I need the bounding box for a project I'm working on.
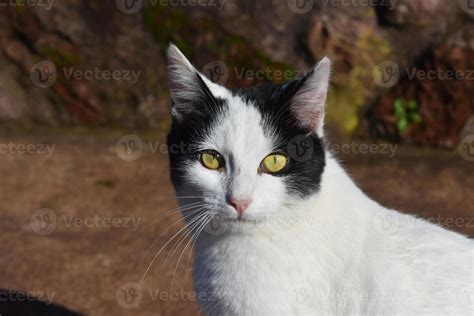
[290,57,331,136]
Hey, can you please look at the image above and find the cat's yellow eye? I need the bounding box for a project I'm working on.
[200,151,224,170]
[260,153,288,174]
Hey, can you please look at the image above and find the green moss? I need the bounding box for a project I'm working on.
[96,179,115,188]
[143,3,193,57]
[39,45,80,67]
[142,2,294,84]
[326,29,393,136]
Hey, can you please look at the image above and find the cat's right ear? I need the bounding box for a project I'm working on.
[167,44,216,121]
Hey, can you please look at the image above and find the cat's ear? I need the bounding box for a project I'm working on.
[167,44,217,121]
[289,57,331,136]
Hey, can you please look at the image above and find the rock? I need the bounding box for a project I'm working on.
[0,1,472,146]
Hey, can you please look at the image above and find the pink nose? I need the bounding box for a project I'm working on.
[226,196,252,216]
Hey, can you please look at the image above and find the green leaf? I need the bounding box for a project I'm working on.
[397,118,409,133]
[407,100,418,110]
[394,98,405,110]
[410,113,422,123]
[394,99,407,118]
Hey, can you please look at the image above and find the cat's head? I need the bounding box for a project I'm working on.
[166,44,330,231]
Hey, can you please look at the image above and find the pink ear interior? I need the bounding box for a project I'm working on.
[289,57,331,135]
[292,92,326,133]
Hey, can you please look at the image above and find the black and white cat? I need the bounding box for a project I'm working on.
[166,44,473,315]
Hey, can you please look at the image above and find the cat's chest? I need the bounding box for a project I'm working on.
[193,233,340,315]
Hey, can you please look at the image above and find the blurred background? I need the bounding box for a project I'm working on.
[0,0,473,315]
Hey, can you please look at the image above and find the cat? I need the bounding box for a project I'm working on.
[166,44,473,315]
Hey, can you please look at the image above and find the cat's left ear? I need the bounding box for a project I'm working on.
[167,44,220,121]
[289,57,331,136]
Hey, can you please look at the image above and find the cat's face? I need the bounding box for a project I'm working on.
[166,45,331,229]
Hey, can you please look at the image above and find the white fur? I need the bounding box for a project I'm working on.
[191,154,474,315]
[167,45,474,315]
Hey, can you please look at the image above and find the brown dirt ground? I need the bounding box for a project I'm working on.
[0,129,473,316]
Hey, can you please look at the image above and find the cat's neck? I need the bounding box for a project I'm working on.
[316,154,379,213]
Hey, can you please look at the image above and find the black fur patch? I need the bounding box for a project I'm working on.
[233,80,325,198]
[167,72,227,189]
